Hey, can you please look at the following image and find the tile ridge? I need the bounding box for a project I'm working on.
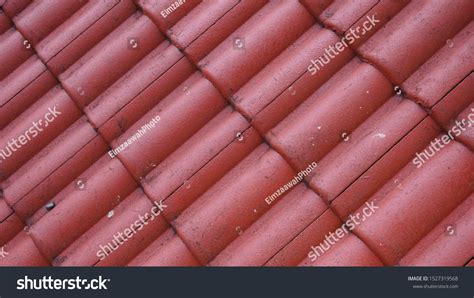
[169,223,204,266]
[262,204,332,266]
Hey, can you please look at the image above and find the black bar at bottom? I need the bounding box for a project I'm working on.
[0,267,472,298]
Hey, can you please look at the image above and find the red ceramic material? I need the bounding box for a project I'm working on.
[2,117,108,221]
[299,0,333,17]
[55,189,169,267]
[142,107,253,219]
[0,231,49,266]
[354,141,474,265]
[0,56,57,129]
[85,41,185,131]
[29,155,138,260]
[0,9,12,34]
[402,22,474,108]
[331,117,442,219]
[200,0,314,97]
[320,0,378,34]
[0,0,472,267]
[234,25,352,124]
[174,144,295,264]
[267,58,392,170]
[113,73,226,180]
[129,228,201,266]
[13,0,86,46]
[0,28,34,80]
[431,74,473,132]
[0,199,23,246]
[184,0,268,64]
[38,0,136,76]
[59,12,163,108]
[455,104,474,150]
[0,86,82,181]
[169,0,239,50]
[98,57,195,143]
[1,0,31,19]
[431,73,474,150]
[210,184,327,266]
[299,233,383,267]
[400,195,473,266]
[134,0,201,33]
[266,209,341,266]
[310,97,426,202]
[358,0,474,84]
[159,127,262,221]
[347,0,410,48]
[251,27,353,134]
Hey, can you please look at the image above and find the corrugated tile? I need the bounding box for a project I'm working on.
[59,12,163,108]
[211,184,327,266]
[200,0,314,97]
[174,144,296,264]
[29,156,137,260]
[358,0,473,84]
[1,0,472,268]
[400,195,473,266]
[354,141,473,265]
[55,189,169,267]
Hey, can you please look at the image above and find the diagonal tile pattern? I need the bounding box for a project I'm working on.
[0,0,472,267]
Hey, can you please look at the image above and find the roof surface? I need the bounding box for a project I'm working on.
[0,0,473,267]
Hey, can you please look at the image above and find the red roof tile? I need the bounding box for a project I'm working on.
[211,184,326,266]
[266,208,341,266]
[129,228,201,267]
[358,0,473,84]
[0,0,472,267]
[38,0,136,76]
[267,58,392,170]
[300,233,384,267]
[310,97,426,202]
[200,0,314,97]
[0,55,57,129]
[2,0,31,19]
[319,0,379,34]
[13,0,86,46]
[174,144,296,264]
[181,0,268,64]
[354,141,473,265]
[56,189,169,266]
[400,194,473,266]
